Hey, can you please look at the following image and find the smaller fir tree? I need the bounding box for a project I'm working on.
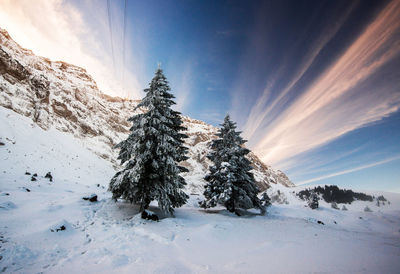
[260,192,271,207]
[199,114,264,215]
[331,202,339,210]
[308,192,319,209]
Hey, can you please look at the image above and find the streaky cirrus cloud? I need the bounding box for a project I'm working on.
[296,154,400,185]
[283,145,367,177]
[0,0,142,99]
[165,58,195,113]
[240,0,400,172]
[241,1,358,142]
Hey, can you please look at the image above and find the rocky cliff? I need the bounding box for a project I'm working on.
[0,28,293,192]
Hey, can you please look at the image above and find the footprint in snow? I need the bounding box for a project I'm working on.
[0,201,17,210]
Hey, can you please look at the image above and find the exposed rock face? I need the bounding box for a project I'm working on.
[0,27,293,192]
[181,116,293,192]
[0,28,140,161]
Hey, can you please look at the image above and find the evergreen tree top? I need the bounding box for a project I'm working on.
[222,114,235,128]
[215,114,247,148]
[135,68,176,112]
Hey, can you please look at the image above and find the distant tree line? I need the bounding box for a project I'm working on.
[297,185,378,204]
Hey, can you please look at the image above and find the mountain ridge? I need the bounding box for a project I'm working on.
[0,27,293,191]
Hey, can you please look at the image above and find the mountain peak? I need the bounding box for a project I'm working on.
[0,27,293,190]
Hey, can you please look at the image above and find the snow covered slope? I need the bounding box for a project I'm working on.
[0,27,292,191]
[3,26,399,273]
[1,107,400,273]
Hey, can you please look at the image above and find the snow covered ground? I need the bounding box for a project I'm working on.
[1,107,400,273]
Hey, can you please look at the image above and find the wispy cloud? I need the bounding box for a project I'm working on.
[0,0,142,99]
[238,0,400,171]
[216,30,236,38]
[166,61,194,113]
[296,155,400,185]
[283,145,367,176]
[241,2,357,142]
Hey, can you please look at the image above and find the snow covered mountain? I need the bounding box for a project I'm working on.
[1,107,399,273]
[0,27,293,192]
[2,27,400,274]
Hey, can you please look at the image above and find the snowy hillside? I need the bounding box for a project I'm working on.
[1,26,400,274]
[0,27,293,191]
[1,107,400,273]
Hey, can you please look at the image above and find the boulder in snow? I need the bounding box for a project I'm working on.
[141,210,159,221]
[50,225,66,232]
[44,172,53,182]
[83,194,97,202]
[49,220,74,234]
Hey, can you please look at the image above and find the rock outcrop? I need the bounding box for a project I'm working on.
[0,27,294,192]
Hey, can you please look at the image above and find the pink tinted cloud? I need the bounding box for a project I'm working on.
[0,0,143,99]
[243,0,400,170]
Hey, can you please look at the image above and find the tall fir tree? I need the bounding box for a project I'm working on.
[200,114,264,215]
[109,68,189,216]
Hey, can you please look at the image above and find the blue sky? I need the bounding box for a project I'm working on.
[1,0,399,191]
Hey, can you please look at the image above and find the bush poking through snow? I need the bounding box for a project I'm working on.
[376,195,389,206]
[342,205,348,211]
[364,206,372,212]
[331,202,339,210]
[377,195,387,202]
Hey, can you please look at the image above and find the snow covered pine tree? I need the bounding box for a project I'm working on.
[308,192,319,209]
[200,115,264,215]
[109,68,189,218]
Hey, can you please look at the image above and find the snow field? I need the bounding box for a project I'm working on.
[1,107,400,273]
